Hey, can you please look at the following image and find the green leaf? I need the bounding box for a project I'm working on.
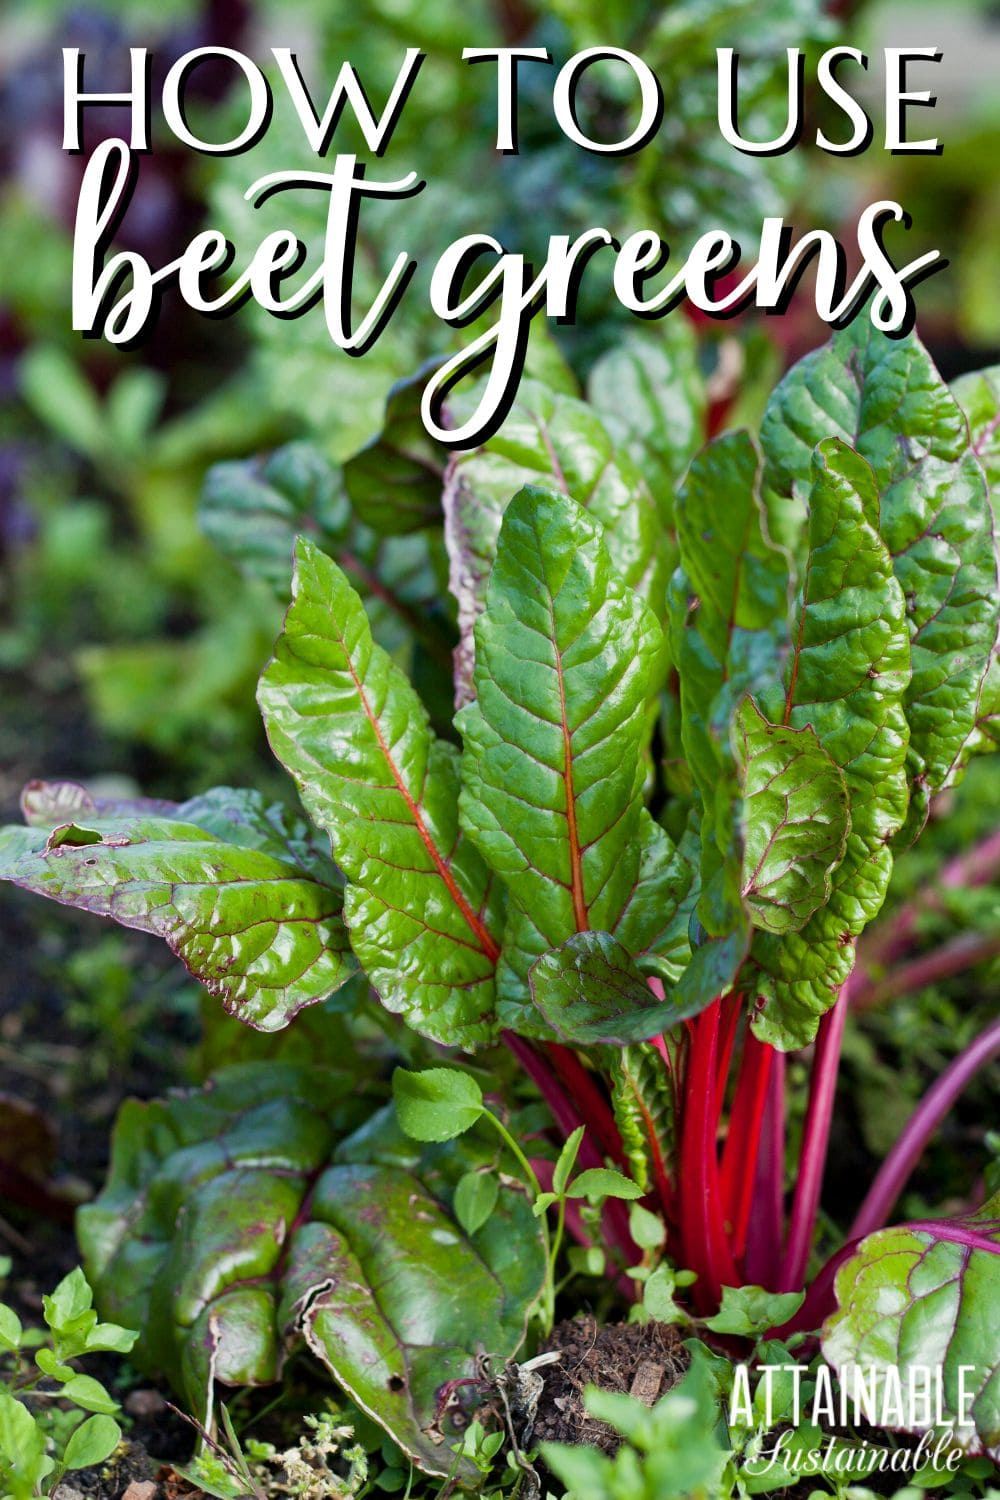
[669,430,789,992]
[35,1348,74,1382]
[343,363,449,535]
[953,365,1000,497]
[456,487,665,1034]
[453,1170,499,1236]
[610,1042,678,1199]
[0,1393,53,1500]
[704,1285,805,1338]
[20,344,106,461]
[200,443,350,593]
[43,1267,92,1330]
[0,1305,21,1352]
[567,1168,643,1202]
[201,443,454,674]
[85,1322,138,1355]
[587,323,707,520]
[62,1415,122,1471]
[60,1374,119,1415]
[78,1065,545,1481]
[628,1203,666,1252]
[822,1196,1000,1462]
[762,323,998,838]
[257,538,501,1048]
[748,439,912,1048]
[530,932,682,1045]
[553,1127,586,1197]
[951,366,1000,757]
[444,382,669,707]
[736,698,850,936]
[392,1068,484,1143]
[643,1264,684,1323]
[0,810,354,1032]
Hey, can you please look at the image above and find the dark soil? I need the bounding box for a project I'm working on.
[531,1314,690,1452]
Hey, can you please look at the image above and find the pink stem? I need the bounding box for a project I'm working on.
[744,1050,786,1287]
[501,1031,604,1169]
[780,986,850,1292]
[501,1030,633,1259]
[850,931,1000,1011]
[849,1015,1000,1241]
[855,827,1000,973]
[778,1214,1000,1337]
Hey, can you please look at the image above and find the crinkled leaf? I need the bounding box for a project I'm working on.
[200,441,454,680]
[0,811,354,1031]
[456,487,667,1035]
[669,430,789,989]
[24,782,340,887]
[952,365,1000,496]
[529,933,672,1046]
[610,1042,680,1199]
[200,443,350,592]
[258,538,501,1048]
[78,1065,544,1480]
[951,365,1000,755]
[342,363,449,536]
[736,698,850,936]
[444,382,668,707]
[823,1196,1000,1462]
[748,440,911,1047]
[762,323,998,837]
[587,323,706,521]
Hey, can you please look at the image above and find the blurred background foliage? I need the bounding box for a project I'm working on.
[0,0,998,1228]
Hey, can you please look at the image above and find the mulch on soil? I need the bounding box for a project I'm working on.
[531,1314,690,1452]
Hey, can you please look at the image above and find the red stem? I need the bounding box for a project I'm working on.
[780,986,850,1292]
[719,1027,774,1263]
[545,1042,627,1167]
[679,999,739,1309]
[849,1014,1000,1241]
[714,992,743,1117]
[501,1030,633,1260]
[744,1051,786,1288]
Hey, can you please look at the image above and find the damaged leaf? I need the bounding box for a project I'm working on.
[78,1065,545,1480]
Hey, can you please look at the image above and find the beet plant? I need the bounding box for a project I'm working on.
[1,320,999,1478]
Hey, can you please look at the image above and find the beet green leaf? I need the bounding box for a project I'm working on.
[0,806,353,1031]
[823,1195,1000,1463]
[457,486,679,1036]
[78,1064,544,1480]
[749,439,911,1047]
[762,323,998,841]
[257,537,502,1048]
[443,381,668,707]
[736,698,850,937]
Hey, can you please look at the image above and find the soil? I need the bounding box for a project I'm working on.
[531,1314,690,1452]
